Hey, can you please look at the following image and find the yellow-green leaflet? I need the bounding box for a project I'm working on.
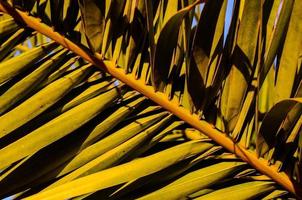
[194,181,275,200]
[0,17,18,38]
[79,94,145,148]
[188,189,214,199]
[0,0,301,199]
[220,0,260,132]
[260,0,295,86]
[0,93,143,196]
[0,28,28,61]
[0,42,57,84]
[59,79,116,112]
[0,64,92,139]
[138,162,245,200]
[0,49,68,115]
[25,141,214,200]
[38,56,79,88]
[92,149,216,200]
[37,79,117,123]
[56,111,168,176]
[126,120,184,160]
[231,81,256,140]
[0,86,120,170]
[45,115,173,190]
[274,0,302,101]
[262,190,289,200]
[110,146,222,199]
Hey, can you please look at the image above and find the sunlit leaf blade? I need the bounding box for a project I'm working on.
[0,17,18,38]
[49,78,116,115]
[0,86,120,170]
[0,64,92,140]
[262,190,289,200]
[0,48,68,115]
[138,162,245,200]
[0,42,57,84]
[38,55,79,88]
[231,80,256,141]
[125,120,185,160]
[262,0,282,51]
[0,93,143,196]
[220,0,260,132]
[0,0,301,198]
[260,0,295,86]
[194,181,275,200]
[78,93,145,149]
[258,66,275,115]
[104,146,222,199]
[25,141,214,200]
[46,115,173,190]
[274,0,302,102]
[56,111,168,177]
[0,28,30,61]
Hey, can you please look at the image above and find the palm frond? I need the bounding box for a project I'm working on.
[0,0,301,199]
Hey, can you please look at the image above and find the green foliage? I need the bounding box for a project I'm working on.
[0,0,301,199]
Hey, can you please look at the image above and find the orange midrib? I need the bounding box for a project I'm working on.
[0,1,301,198]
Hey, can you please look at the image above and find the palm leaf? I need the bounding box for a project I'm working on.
[0,0,301,199]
